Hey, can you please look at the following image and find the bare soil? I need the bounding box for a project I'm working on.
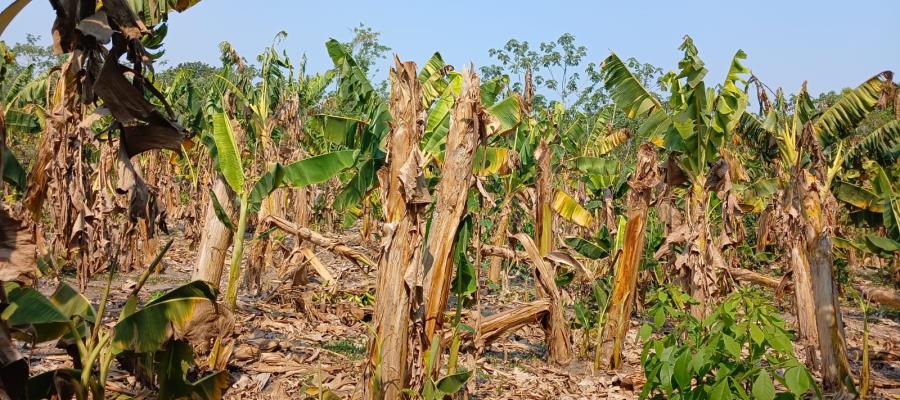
[23,229,900,399]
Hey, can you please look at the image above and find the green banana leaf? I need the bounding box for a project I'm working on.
[26,368,81,400]
[873,167,900,240]
[334,157,379,213]
[209,189,235,231]
[814,72,891,143]
[422,72,462,161]
[314,114,364,146]
[249,150,358,212]
[156,340,231,400]
[211,109,245,194]
[2,283,95,343]
[126,0,205,27]
[564,237,608,260]
[418,52,449,108]
[600,53,661,119]
[483,95,521,137]
[2,146,26,192]
[864,234,900,256]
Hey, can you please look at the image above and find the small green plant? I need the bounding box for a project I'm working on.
[1,241,230,399]
[638,286,818,400]
[323,339,366,359]
[404,335,471,400]
[206,102,357,309]
[571,276,612,367]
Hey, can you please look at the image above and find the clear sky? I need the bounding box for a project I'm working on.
[4,0,899,96]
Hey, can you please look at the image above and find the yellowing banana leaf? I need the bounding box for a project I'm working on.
[473,147,511,176]
[612,215,627,257]
[111,281,218,354]
[834,182,883,213]
[719,148,750,183]
[594,129,630,156]
[552,191,593,228]
[211,109,245,194]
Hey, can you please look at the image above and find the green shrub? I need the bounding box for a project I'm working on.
[639,286,818,400]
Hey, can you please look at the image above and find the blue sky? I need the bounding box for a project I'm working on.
[4,0,899,96]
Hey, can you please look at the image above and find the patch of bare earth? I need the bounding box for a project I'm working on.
[25,229,900,399]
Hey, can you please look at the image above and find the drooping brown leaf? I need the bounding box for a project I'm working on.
[446,300,550,349]
[49,0,86,54]
[101,0,146,39]
[93,59,158,124]
[75,10,112,44]
[121,119,186,158]
[523,67,534,115]
[116,144,151,221]
[0,113,35,284]
[546,251,592,281]
[0,211,36,283]
[512,233,572,365]
[0,318,28,400]
[265,215,376,268]
[487,198,512,283]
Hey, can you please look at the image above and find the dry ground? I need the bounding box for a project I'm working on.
[23,228,900,399]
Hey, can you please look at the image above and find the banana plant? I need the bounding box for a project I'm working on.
[2,242,229,399]
[320,46,522,228]
[571,155,631,233]
[601,36,750,318]
[0,52,51,193]
[208,104,357,308]
[739,70,896,393]
[411,336,471,400]
[315,39,391,227]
